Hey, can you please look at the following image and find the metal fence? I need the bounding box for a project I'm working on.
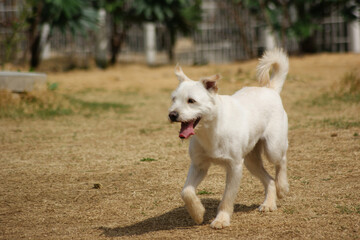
[179,0,259,64]
[316,10,349,52]
[0,0,25,64]
[0,0,356,66]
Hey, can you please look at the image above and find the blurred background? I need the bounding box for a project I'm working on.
[1,0,359,70]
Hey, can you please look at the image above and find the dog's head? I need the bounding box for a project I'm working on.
[168,65,220,139]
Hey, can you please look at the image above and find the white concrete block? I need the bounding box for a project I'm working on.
[0,72,47,92]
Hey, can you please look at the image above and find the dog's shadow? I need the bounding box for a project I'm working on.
[98,199,258,237]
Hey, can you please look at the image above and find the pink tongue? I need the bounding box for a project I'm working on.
[179,121,195,139]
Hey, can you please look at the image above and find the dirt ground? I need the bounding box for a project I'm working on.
[1,53,359,239]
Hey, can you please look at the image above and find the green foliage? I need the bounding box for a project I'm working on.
[234,0,360,50]
[98,0,130,23]
[134,0,202,61]
[197,189,213,195]
[47,82,59,91]
[25,0,99,68]
[27,0,98,35]
[140,158,157,162]
[134,0,202,34]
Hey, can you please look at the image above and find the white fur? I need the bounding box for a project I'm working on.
[169,49,289,229]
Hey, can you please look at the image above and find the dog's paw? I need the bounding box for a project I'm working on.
[188,203,205,224]
[210,211,230,229]
[210,219,230,229]
[258,203,277,212]
[182,188,206,224]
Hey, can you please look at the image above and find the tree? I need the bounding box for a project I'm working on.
[235,0,360,53]
[97,0,137,65]
[134,0,202,62]
[26,0,98,69]
[96,0,202,65]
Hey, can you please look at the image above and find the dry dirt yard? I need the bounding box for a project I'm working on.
[1,53,359,239]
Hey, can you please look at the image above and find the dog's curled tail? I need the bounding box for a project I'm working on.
[256,48,289,94]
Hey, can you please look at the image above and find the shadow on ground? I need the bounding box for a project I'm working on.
[99,198,258,237]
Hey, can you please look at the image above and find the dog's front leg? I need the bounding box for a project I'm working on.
[181,162,209,224]
[211,161,243,229]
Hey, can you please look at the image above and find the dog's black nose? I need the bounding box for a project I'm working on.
[169,111,179,122]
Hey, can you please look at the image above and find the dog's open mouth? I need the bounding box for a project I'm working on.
[179,118,201,139]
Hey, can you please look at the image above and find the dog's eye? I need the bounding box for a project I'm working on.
[172,97,176,102]
[188,98,196,104]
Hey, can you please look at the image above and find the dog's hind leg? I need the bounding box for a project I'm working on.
[263,136,289,199]
[274,155,289,199]
[181,161,210,224]
[210,161,243,229]
[264,144,289,199]
[244,141,278,212]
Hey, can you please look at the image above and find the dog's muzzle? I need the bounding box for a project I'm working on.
[168,111,179,122]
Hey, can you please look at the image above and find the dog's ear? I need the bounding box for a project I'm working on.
[201,74,221,93]
[174,64,191,82]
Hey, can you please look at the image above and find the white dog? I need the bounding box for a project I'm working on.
[168,49,289,229]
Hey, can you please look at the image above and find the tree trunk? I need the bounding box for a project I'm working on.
[110,21,120,65]
[295,2,316,54]
[167,27,176,63]
[299,35,317,53]
[28,3,43,69]
[30,34,42,69]
[29,24,51,69]
[110,21,127,65]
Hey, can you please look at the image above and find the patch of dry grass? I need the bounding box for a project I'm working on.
[339,69,360,94]
[0,88,130,119]
[0,53,359,239]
